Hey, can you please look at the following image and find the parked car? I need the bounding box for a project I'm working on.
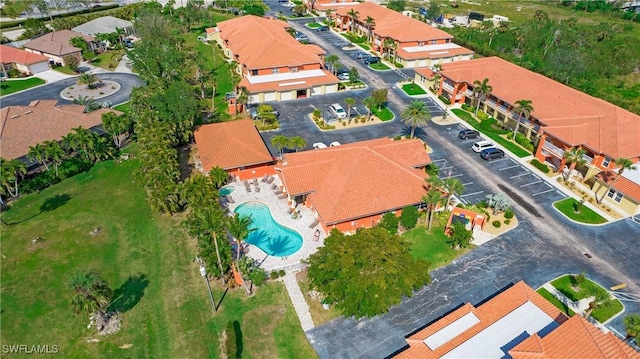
[329,103,347,119]
[313,142,328,149]
[458,129,479,140]
[364,56,381,65]
[471,140,495,153]
[250,108,280,120]
[355,52,371,60]
[334,41,350,47]
[336,67,349,75]
[316,25,329,32]
[329,141,341,147]
[337,73,350,81]
[480,148,505,160]
[294,33,309,41]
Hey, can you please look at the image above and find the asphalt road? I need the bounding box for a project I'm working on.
[0,73,143,108]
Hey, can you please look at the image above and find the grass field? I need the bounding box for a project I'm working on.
[402,83,427,96]
[52,65,77,75]
[553,198,607,224]
[369,62,390,71]
[113,102,130,114]
[403,226,471,269]
[92,50,125,71]
[0,77,45,96]
[0,145,316,358]
[536,288,575,317]
[550,275,622,323]
[371,106,394,121]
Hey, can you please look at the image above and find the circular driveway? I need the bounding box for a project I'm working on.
[0,73,143,108]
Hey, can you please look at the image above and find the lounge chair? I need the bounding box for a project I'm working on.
[309,219,319,229]
[255,186,261,192]
[266,176,275,184]
[277,193,287,199]
[261,174,269,182]
[252,178,258,186]
[274,190,283,195]
[271,183,277,190]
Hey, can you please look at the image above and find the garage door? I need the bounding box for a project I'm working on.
[311,86,322,96]
[263,92,276,102]
[280,91,293,101]
[324,84,338,94]
[249,94,260,104]
[29,61,50,74]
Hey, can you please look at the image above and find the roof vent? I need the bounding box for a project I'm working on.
[11,114,19,119]
[24,110,32,115]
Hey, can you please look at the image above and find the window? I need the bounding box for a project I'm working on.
[290,66,298,73]
[607,189,623,203]
[418,41,424,46]
[431,40,437,45]
[602,157,611,167]
[272,68,279,74]
[251,69,258,76]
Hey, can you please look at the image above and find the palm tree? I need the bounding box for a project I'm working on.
[472,78,492,116]
[346,8,359,34]
[271,135,289,159]
[443,178,464,209]
[512,99,534,137]
[423,188,445,233]
[432,64,442,91]
[325,54,339,74]
[102,112,132,149]
[624,313,640,340]
[63,127,95,160]
[364,16,375,42]
[27,143,50,171]
[584,289,610,319]
[77,73,100,89]
[598,157,638,204]
[0,158,26,198]
[227,213,255,295]
[344,97,356,123]
[562,147,587,182]
[209,166,228,189]
[363,97,375,121]
[383,38,397,62]
[236,86,249,116]
[69,269,112,317]
[195,208,228,287]
[44,140,66,176]
[289,136,307,152]
[325,9,334,26]
[401,100,432,139]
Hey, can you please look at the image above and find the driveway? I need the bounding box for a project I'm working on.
[0,72,143,108]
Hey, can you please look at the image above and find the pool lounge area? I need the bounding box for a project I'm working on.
[223,176,326,272]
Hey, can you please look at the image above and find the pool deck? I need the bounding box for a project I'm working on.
[223,177,326,273]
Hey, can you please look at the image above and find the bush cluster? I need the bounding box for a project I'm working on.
[531,159,550,173]
[378,212,399,234]
[477,111,489,120]
[400,206,419,230]
[21,158,93,194]
[438,95,450,105]
[492,220,501,228]
[509,132,535,151]
[504,209,514,219]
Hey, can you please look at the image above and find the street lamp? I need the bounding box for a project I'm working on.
[196,257,217,312]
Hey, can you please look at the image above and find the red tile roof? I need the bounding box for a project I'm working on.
[238,69,339,93]
[510,315,640,359]
[396,45,473,60]
[277,138,431,225]
[0,100,120,160]
[394,281,567,359]
[335,2,453,42]
[596,170,640,203]
[22,30,93,57]
[414,67,436,79]
[440,57,640,159]
[216,15,326,70]
[193,119,273,172]
[0,45,49,65]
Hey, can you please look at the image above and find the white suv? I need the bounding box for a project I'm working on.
[471,140,496,153]
[330,103,347,119]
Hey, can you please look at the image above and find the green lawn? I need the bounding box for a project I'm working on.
[52,65,78,75]
[0,145,316,358]
[536,288,575,317]
[306,22,321,28]
[550,275,622,323]
[553,198,607,224]
[359,44,370,50]
[371,106,394,121]
[369,62,390,71]
[402,83,427,96]
[113,102,130,114]
[403,226,471,269]
[0,77,45,96]
[92,50,125,71]
[452,109,531,158]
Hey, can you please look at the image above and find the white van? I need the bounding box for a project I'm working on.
[330,103,347,119]
[471,140,495,153]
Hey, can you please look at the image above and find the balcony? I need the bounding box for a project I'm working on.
[465,89,473,97]
[442,83,454,92]
[582,154,594,164]
[542,142,565,158]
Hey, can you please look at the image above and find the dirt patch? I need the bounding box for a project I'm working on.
[482,211,519,236]
[242,305,285,359]
[498,183,543,218]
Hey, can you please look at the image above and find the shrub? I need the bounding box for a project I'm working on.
[512,132,534,151]
[278,269,285,277]
[477,111,489,120]
[461,103,472,111]
[504,219,511,225]
[531,159,550,173]
[492,220,501,228]
[270,271,279,280]
[438,95,450,104]
[342,121,346,126]
[504,209,514,219]
[479,118,508,134]
[360,118,366,123]
[394,62,404,68]
[400,206,419,230]
[393,135,402,140]
[378,212,399,234]
[249,267,267,286]
[7,69,21,78]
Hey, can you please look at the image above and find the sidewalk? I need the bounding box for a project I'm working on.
[282,271,315,332]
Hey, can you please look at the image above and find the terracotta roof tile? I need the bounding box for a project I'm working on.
[396,45,473,60]
[0,100,119,160]
[0,45,49,65]
[22,30,93,57]
[596,170,640,203]
[440,57,640,158]
[238,69,339,93]
[277,138,431,225]
[510,315,640,359]
[414,67,436,79]
[193,119,273,172]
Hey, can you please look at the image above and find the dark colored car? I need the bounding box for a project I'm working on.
[355,52,370,60]
[364,56,381,65]
[458,129,479,140]
[316,25,329,32]
[480,148,505,160]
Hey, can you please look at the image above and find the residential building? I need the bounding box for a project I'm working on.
[394,281,640,359]
[206,15,339,104]
[436,57,640,214]
[71,16,133,37]
[0,45,50,76]
[333,2,473,68]
[22,30,102,66]
[305,0,360,13]
[0,100,119,167]
[275,138,431,233]
[193,119,275,180]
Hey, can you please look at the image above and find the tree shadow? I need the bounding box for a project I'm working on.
[5,193,72,225]
[108,274,149,313]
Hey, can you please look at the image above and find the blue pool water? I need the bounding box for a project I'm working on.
[234,201,303,257]
[219,186,235,196]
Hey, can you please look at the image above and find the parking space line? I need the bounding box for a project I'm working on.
[440,166,453,170]
[532,188,556,197]
[544,182,552,188]
[490,158,511,163]
[440,174,463,178]
[432,158,446,162]
[459,191,484,198]
[459,197,468,205]
[521,180,542,187]
[556,190,565,197]
[509,173,530,179]
[499,164,521,171]
[462,182,474,186]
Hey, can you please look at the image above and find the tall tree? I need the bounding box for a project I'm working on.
[209,166,228,189]
[363,16,375,42]
[449,221,473,249]
[44,140,66,177]
[236,86,249,116]
[102,112,133,149]
[423,188,444,233]
[271,135,289,158]
[363,97,375,120]
[562,147,587,182]
[472,78,492,116]
[289,136,307,152]
[77,73,100,90]
[401,100,432,139]
[624,313,640,340]
[598,158,637,203]
[0,158,26,198]
[371,88,388,111]
[195,208,229,287]
[63,127,94,160]
[382,38,397,62]
[344,97,356,123]
[512,99,534,136]
[227,213,255,295]
[346,8,359,33]
[325,54,339,74]
[27,143,50,171]
[443,177,464,209]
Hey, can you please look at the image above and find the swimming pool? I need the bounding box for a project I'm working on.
[219,186,235,196]
[234,201,303,257]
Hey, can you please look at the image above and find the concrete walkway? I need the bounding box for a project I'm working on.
[282,271,315,332]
